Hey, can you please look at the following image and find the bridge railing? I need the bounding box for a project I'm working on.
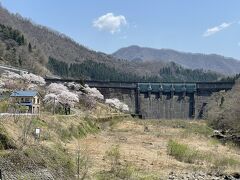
[196,82,234,90]
[45,78,235,91]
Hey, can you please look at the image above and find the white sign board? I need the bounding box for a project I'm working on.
[35,128,40,134]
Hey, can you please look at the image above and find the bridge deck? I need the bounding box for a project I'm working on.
[45,78,235,91]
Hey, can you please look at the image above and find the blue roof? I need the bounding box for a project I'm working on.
[10,91,38,97]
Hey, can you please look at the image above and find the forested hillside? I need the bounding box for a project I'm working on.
[0,6,222,82]
[0,23,49,75]
[113,45,240,75]
[48,57,219,81]
[0,6,127,70]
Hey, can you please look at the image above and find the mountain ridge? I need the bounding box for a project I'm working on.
[113,45,240,75]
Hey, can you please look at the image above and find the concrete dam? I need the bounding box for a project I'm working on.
[45,78,234,119]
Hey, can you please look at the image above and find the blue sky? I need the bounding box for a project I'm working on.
[1,0,240,59]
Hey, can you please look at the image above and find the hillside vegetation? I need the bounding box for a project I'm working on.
[0,69,239,179]
[0,6,221,82]
[0,115,239,179]
[48,56,220,82]
[0,23,49,75]
[206,79,240,145]
[113,45,240,75]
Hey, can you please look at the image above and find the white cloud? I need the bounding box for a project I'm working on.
[203,22,233,37]
[93,13,127,34]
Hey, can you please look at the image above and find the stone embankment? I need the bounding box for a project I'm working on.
[168,171,240,180]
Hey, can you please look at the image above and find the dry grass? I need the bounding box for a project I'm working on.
[0,112,239,179]
[66,118,240,179]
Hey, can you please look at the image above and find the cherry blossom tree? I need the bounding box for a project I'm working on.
[1,70,23,80]
[44,83,79,108]
[57,91,79,107]
[46,83,68,94]
[84,84,104,100]
[65,82,104,100]
[1,70,45,86]
[22,73,46,85]
[43,93,59,106]
[105,98,129,112]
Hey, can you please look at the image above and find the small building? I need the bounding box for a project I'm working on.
[10,90,41,114]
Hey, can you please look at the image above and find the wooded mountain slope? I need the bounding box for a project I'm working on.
[0,23,49,75]
[0,6,221,81]
[113,45,240,75]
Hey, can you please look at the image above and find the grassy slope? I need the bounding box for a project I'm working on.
[0,111,239,179]
[0,102,117,179]
[70,119,240,179]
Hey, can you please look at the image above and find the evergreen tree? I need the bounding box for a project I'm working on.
[28,42,32,52]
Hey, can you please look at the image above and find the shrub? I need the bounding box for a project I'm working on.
[158,120,213,137]
[182,123,213,137]
[76,148,91,180]
[167,139,240,171]
[207,80,240,132]
[55,119,100,142]
[105,145,121,173]
[213,157,239,167]
[0,133,16,150]
[0,124,16,150]
[167,139,199,163]
[0,100,9,113]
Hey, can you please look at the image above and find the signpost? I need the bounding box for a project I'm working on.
[35,128,41,141]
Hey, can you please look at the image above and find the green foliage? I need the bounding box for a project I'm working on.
[220,73,240,82]
[105,145,121,173]
[0,24,25,45]
[0,100,9,113]
[20,144,75,178]
[53,119,100,142]
[68,60,148,81]
[48,57,219,82]
[182,123,213,137]
[158,120,213,137]
[48,56,69,77]
[213,156,239,168]
[96,164,134,180]
[0,23,47,74]
[96,145,135,180]
[167,139,240,170]
[0,124,16,150]
[167,139,199,163]
[76,148,91,180]
[19,105,29,113]
[48,57,150,81]
[0,133,15,150]
[28,42,32,52]
[159,62,219,82]
[31,117,47,128]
